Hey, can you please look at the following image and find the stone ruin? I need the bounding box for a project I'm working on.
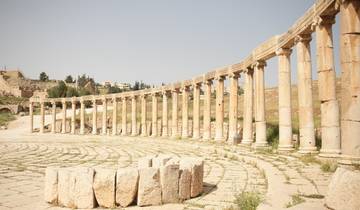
[44,154,204,209]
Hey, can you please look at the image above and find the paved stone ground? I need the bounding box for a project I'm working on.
[0,115,333,210]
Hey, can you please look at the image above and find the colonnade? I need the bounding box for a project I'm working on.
[29,0,360,163]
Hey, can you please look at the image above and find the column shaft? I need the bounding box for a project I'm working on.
[29,101,33,133]
[192,83,201,139]
[242,70,254,144]
[203,80,212,140]
[140,95,147,136]
[228,73,239,144]
[40,101,45,134]
[71,99,76,134]
[152,94,158,137]
[131,96,137,136]
[102,98,107,135]
[112,98,118,136]
[215,77,225,141]
[51,102,56,133]
[92,99,97,135]
[121,98,127,136]
[61,101,67,134]
[162,92,169,137]
[80,99,85,135]
[171,90,179,138]
[181,87,189,138]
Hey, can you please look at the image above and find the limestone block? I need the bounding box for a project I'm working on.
[93,168,116,208]
[152,154,172,168]
[116,168,139,207]
[137,168,161,206]
[138,155,154,169]
[57,168,75,207]
[190,158,204,197]
[325,167,360,210]
[44,167,58,204]
[321,100,340,127]
[74,167,96,209]
[179,161,191,201]
[160,164,179,203]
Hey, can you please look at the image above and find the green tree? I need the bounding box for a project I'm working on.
[65,75,74,83]
[39,72,49,81]
[48,81,67,98]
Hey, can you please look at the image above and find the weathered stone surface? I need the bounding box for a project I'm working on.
[166,157,180,166]
[190,158,204,197]
[44,167,58,204]
[152,154,172,168]
[160,164,179,203]
[74,167,95,209]
[178,162,191,201]
[138,155,154,169]
[93,168,116,208]
[116,168,139,207]
[138,168,161,206]
[325,167,360,210]
[57,168,75,207]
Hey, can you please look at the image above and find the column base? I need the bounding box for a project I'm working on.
[140,133,147,137]
[278,144,295,152]
[228,135,241,145]
[151,134,158,138]
[338,155,360,166]
[171,135,180,139]
[319,149,341,158]
[252,142,269,149]
[298,146,318,154]
[241,139,253,145]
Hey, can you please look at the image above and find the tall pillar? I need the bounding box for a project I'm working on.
[29,100,34,133]
[102,97,107,135]
[51,100,56,133]
[192,82,201,139]
[40,100,45,134]
[215,75,225,141]
[162,91,169,137]
[254,61,268,148]
[203,79,213,140]
[79,98,85,135]
[228,72,240,144]
[112,97,118,136]
[140,94,147,136]
[340,0,360,163]
[61,99,67,134]
[315,15,341,157]
[171,88,180,139]
[152,93,158,137]
[276,48,294,151]
[242,69,254,145]
[71,97,76,134]
[92,98,97,135]
[181,86,190,138]
[121,97,127,136]
[296,34,317,153]
[131,95,137,136]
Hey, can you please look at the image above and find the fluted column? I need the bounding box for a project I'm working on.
[29,100,33,133]
[102,97,107,135]
[140,94,147,136]
[203,79,212,140]
[92,98,97,135]
[131,95,137,136]
[121,97,127,136]
[181,86,190,138]
[242,69,254,145]
[296,34,317,153]
[192,82,201,139]
[171,88,180,139]
[215,75,225,141]
[254,61,268,148]
[61,99,67,134]
[228,72,240,144]
[51,100,56,133]
[276,48,294,151]
[79,98,85,135]
[315,16,341,157]
[152,93,158,137]
[162,91,169,137]
[112,97,118,136]
[39,100,45,134]
[71,97,76,134]
[340,0,360,162]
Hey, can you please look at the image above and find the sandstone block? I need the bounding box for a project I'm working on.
[160,164,179,203]
[137,168,161,206]
[74,167,95,209]
[179,162,191,201]
[44,167,58,204]
[57,168,75,207]
[190,158,204,197]
[116,168,139,207]
[325,167,360,210]
[93,168,116,208]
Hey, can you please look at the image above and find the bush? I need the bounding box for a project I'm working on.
[266,123,279,149]
[0,112,15,126]
[233,191,262,210]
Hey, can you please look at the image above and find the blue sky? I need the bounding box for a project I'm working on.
[0,0,340,87]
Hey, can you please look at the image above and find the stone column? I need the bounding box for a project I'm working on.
[71,97,76,134]
[162,91,169,137]
[92,98,97,135]
[102,97,107,135]
[121,97,127,136]
[340,0,360,162]
[296,34,317,153]
[140,94,147,136]
[254,61,268,148]
[203,79,213,140]
[276,48,294,151]
[79,98,85,135]
[192,82,201,139]
[152,93,158,137]
[242,69,254,145]
[228,72,240,144]
[171,88,180,139]
[215,75,225,141]
[29,100,33,133]
[131,95,137,136]
[112,97,118,136]
[61,99,67,134]
[40,100,45,134]
[315,15,341,157]
[51,100,56,133]
[181,86,190,138]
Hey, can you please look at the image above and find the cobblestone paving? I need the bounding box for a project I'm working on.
[0,116,332,210]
